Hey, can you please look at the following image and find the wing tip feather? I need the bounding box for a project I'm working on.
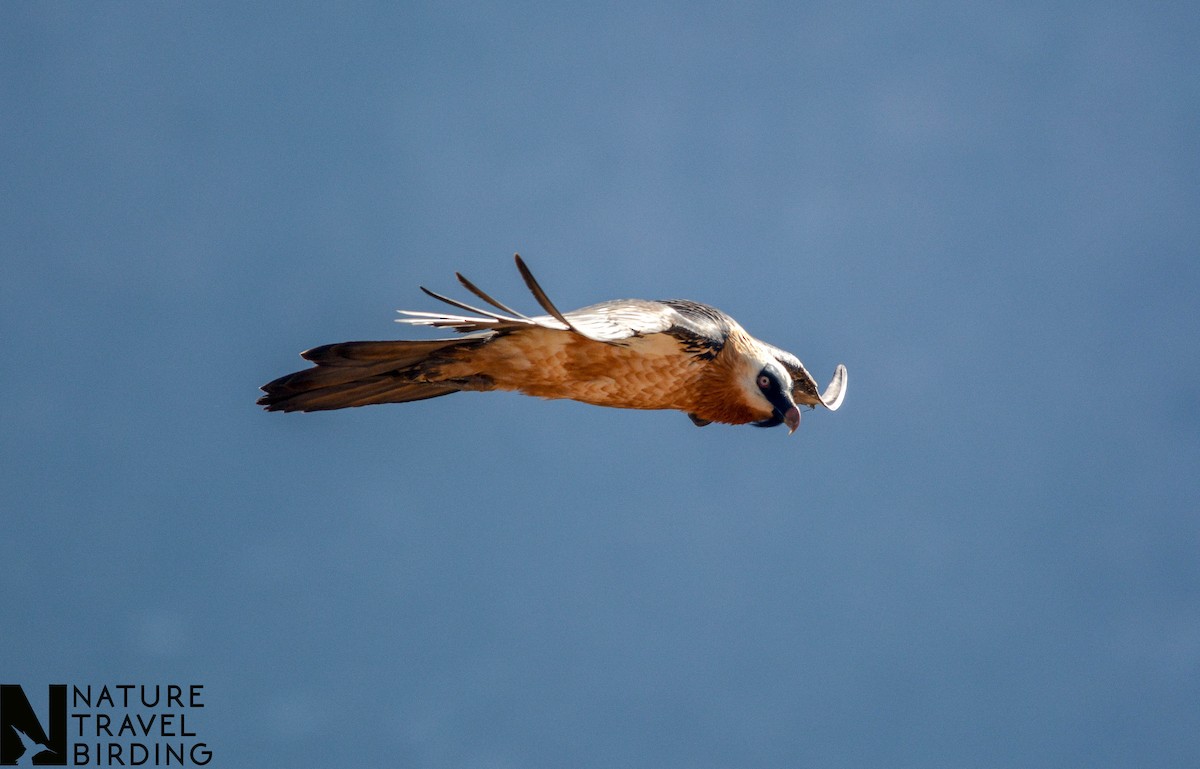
[819,364,848,411]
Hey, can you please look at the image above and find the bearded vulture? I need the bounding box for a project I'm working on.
[259,255,847,434]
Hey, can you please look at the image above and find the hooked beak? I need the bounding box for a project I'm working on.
[757,388,802,434]
[783,405,801,434]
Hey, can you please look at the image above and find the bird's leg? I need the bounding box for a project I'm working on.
[446,374,496,392]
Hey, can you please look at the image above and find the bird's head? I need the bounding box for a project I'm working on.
[743,342,848,434]
[734,350,801,431]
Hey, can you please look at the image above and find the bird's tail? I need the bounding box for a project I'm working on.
[257,338,483,412]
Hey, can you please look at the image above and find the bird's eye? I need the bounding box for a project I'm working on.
[757,374,771,390]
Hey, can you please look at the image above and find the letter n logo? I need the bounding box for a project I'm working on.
[0,685,66,766]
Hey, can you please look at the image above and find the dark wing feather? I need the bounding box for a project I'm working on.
[454,271,536,321]
[514,253,580,332]
[656,299,732,358]
[397,255,732,353]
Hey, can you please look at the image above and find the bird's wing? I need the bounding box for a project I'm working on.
[398,255,731,353]
[816,362,847,411]
[765,343,848,411]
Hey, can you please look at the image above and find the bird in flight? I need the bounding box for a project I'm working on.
[258,255,846,433]
[11,726,57,766]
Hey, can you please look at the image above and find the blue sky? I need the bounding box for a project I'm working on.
[2,3,1198,767]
